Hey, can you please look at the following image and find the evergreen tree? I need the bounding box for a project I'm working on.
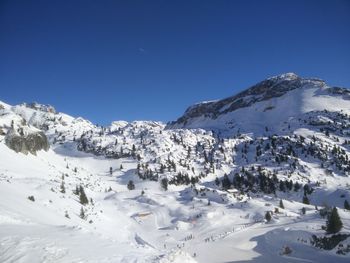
[79,185,89,205]
[215,177,220,186]
[265,211,272,222]
[73,185,80,195]
[60,181,65,193]
[161,178,168,191]
[221,174,231,190]
[344,200,350,210]
[303,184,310,195]
[326,207,343,234]
[110,167,113,175]
[301,207,306,215]
[120,164,123,170]
[80,207,85,219]
[294,181,301,192]
[302,195,310,205]
[127,180,135,190]
[279,180,286,192]
[279,199,285,209]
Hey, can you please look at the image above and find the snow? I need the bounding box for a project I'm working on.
[1,75,350,262]
[267,72,299,81]
[171,76,350,136]
[1,136,348,262]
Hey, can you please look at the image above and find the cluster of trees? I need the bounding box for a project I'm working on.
[311,207,347,251]
[168,172,199,186]
[218,166,311,197]
[136,164,159,181]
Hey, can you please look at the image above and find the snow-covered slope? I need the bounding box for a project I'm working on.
[1,73,350,262]
[167,73,350,135]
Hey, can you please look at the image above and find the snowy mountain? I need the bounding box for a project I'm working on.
[1,73,350,262]
[167,73,350,135]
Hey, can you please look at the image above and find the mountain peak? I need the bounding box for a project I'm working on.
[167,74,348,133]
[268,72,299,81]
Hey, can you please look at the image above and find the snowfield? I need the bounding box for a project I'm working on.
[1,73,350,262]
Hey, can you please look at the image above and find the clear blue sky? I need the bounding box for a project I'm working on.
[1,0,349,124]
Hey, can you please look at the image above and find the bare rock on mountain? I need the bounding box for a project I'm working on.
[5,128,49,155]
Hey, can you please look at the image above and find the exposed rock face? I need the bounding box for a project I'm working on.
[5,129,49,155]
[25,102,56,114]
[328,86,350,99]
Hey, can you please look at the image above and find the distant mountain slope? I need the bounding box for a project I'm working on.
[167,73,350,135]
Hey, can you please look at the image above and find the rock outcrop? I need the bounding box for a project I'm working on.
[5,128,49,155]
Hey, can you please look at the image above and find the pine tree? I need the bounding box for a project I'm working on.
[294,182,301,192]
[302,195,310,205]
[127,180,135,190]
[215,177,220,186]
[326,207,343,234]
[301,207,306,215]
[80,207,85,219]
[60,181,65,193]
[265,211,272,222]
[221,174,231,190]
[73,185,80,195]
[79,185,89,205]
[279,180,286,192]
[344,200,350,210]
[161,178,168,191]
[279,199,285,209]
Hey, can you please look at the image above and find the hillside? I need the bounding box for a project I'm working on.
[167,73,350,135]
[1,73,350,262]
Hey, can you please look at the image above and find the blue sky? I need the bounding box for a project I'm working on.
[1,0,349,124]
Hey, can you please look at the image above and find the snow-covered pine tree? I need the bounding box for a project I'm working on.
[127,180,135,190]
[326,207,343,234]
[279,199,284,209]
[79,185,89,205]
[303,195,310,205]
[80,207,85,219]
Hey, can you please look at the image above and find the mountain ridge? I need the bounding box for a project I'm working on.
[167,73,350,135]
